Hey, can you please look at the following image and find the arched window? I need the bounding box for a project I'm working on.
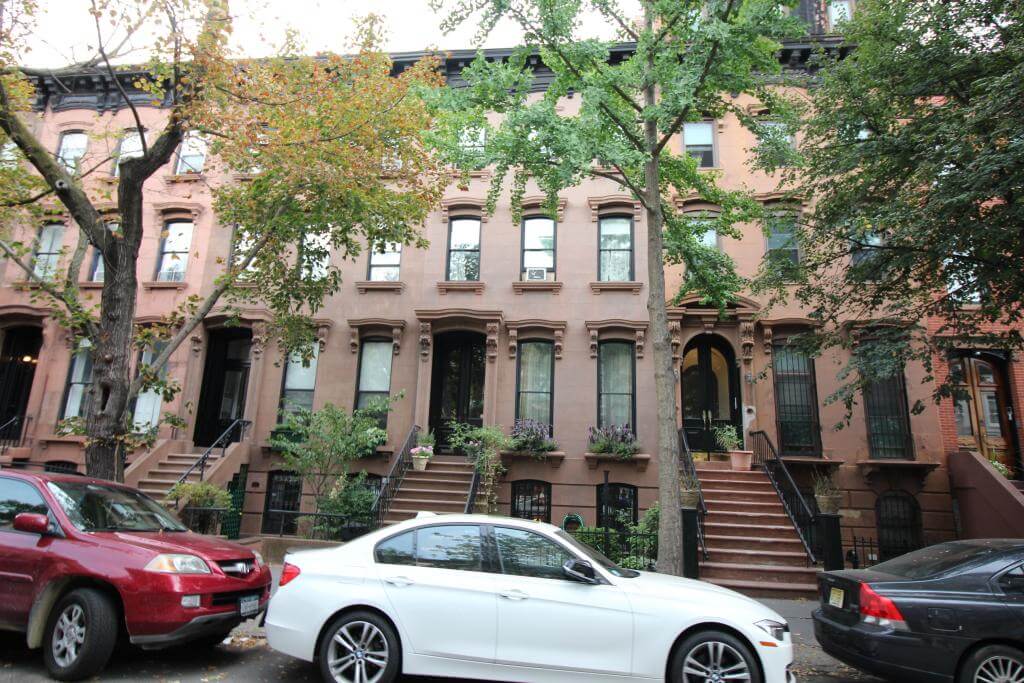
[510,480,552,523]
[876,490,923,561]
[596,482,638,529]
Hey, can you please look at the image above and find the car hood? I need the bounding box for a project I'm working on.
[89,531,257,561]
[619,571,782,617]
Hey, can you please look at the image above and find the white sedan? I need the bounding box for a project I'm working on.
[266,513,796,683]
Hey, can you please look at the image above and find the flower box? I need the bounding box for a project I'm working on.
[500,450,565,468]
[584,452,651,471]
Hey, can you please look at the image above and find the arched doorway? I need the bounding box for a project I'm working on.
[0,326,42,442]
[429,331,486,451]
[951,352,1019,471]
[681,334,742,452]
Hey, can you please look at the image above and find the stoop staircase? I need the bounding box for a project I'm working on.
[382,455,477,524]
[695,461,819,599]
[136,448,216,500]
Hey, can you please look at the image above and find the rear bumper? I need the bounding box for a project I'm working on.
[812,609,953,683]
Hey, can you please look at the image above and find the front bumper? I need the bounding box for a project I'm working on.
[812,609,953,683]
[130,608,263,649]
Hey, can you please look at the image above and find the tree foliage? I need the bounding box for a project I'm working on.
[757,0,1024,413]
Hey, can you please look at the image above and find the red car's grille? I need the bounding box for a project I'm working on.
[216,559,256,577]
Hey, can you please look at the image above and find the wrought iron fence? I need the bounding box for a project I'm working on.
[179,506,229,536]
[264,508,371,542]
[845,534,935,569]
[570,528,659,571]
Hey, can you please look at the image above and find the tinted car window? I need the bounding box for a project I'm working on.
[999,565,1024,595]
[376,530,415,566]
[0,477,48,530]
[872,540,1014,579]
[416,525,482,571]
[495,527,574,580]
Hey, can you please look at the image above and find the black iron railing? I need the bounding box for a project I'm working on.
[464,466,481,514]
[175,419,251,487]
[265,508,371,541]
[750,430,817,564]
[179,506,229,535]
[678,428,709,560]
[0,416,21,452]
[371,425,419,529]
[571,528,659,571]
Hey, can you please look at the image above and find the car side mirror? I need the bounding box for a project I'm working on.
[13,512,51,535]
[562,558,598,584]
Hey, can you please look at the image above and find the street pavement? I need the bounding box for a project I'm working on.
[0,596,883,683]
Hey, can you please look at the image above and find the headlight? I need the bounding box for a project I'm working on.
[755,619,787,641]
[252,551,265,567]
[144,554,211,574]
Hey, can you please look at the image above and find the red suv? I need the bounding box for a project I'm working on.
[0,469,271,680]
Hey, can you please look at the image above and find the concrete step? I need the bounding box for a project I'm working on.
[700,561,820,584]
[702,577,818,600]
[424,465,475,476]
[707,510,792,524]
[694,467,768,480]
[704,522,800,540]
[387,497,465,511]
[698,478,776,493]
[397,476,473,491]
[706,547,810,567]
[703,533,806,552]
[705,500,786,514]
[395,487,467,502]
[701,487,780,500]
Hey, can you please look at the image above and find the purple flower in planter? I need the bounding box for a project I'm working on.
[588,424,639,458]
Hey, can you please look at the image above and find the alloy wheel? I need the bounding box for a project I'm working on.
[325,620,390,683]
[681,640,752,683]
[51,604,86,668]
[975,655,1024,683]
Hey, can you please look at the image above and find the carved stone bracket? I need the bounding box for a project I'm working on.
[190,334,204,356]
[763,326,773,357]
[507,327,518,358]
[419,322,432,361]
[314,321,333,354]
[585,319,649,359]
[251,322,268,360]
[669,322,682,362]
[486,323,500,362]
[349,329,360,354]
[589,329,599,358]
[635,330,646,358]
[554,329,564,359]
[740,321,755,364]
[347,319,406,356]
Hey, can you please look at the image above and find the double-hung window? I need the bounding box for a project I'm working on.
[113,130,144,176]
[863,368,914,460]
[598,216,633,281]
[772,342,822,456]
[301,232,331,280]
[88,222,118,282]
[758,120,795,166]
[33,223,64,279]
[279,346,319,418]
[368,242,401,282]
[446,217,481,281]
[516,341,554,430]
[597,341,635,429]
[56,131,88,174]
[355,339,393,427]
[521,217,555,281]
[683,121,715,168]
[766,211,800,267]
[850,231,884,269]
[156,221,193,282]
[175,132,208,174]
[62,340,93,420]
[133,342,168,432]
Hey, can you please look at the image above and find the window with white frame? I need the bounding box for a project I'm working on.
[174,132,208,174]
[133,341,168,432]
[683,121,715,168]
[231,226,259,275]
[598,340,635,429]
[301,232,330,280]
[355,339,393,427]
[368,242,401,281]
[56,131,88,174]
[598,216,633,281]
[516,340,554,429]
[88,222,118,282]
[62,339,93,420]
[156,220,193,282]
[827,0,853,30]
[765,210,800,267]
[446,218,481,281]
[279,345,319,418]
[113,130,144,176]
[521,217,555,281]
[33,223,64,279]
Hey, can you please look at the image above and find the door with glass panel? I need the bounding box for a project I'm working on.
[194,329,252,447]
[952,355,1018,472]
[680,336,742,452]
[429,332,486,451]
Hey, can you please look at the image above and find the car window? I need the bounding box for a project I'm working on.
[0,477,49,531]
[415,525,482,571]
[999,565,1024,596]
[495,527,575,580]
[376,530,416,566]
[872,540,1014,580]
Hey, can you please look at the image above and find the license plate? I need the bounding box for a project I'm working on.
[239,594,259,617]
[828,587,845,609]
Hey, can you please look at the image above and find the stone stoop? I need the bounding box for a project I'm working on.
[382,455,476,524]
[696,464,819,599]
[137,452,222,501]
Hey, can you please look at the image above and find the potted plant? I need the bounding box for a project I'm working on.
[587,425,640,460]
[410,430,435,471]
[813,471,843,514]
[713,425,752,471]
[680,471,701,508]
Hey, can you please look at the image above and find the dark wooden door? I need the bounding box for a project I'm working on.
[681,337,742,452]
[0,327,41,442]
[429,332,486,450]
[194,329,252,447]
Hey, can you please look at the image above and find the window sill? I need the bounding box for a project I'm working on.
[40,434,86,447]
[142,281,187,290]
[856,459,938,484]
[437,281,484,295]
[11,280,45,290]
[589,281,643,295]
[500,450,565,468]
[584,452,650,472]
[165,173,203,183]
[78,281,105,289]
[512,281,563,295]
[356,280,405,294]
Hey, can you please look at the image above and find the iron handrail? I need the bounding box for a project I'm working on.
[175,419,251,488]
[0,415,21,452]
[678,428,709,560]
[371,425,419,529]
[464,466,482,514]
[750,430,818,564]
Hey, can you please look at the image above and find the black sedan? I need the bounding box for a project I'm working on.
[814,539,1024,683]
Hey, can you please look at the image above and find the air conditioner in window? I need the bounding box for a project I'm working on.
[526,267,548,281]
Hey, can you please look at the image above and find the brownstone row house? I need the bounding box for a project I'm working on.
[1,0,1021,596]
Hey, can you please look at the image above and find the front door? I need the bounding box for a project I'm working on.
[0,326,41,443]
[194,329,252,447]
[429,332,486,450]
[952,355,1018,471]
[681,336,742,452]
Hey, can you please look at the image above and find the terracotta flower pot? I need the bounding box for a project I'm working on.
[815,493,843,515]
[412,456,429,472]
[680,489,701,508]
[729,450,754,471]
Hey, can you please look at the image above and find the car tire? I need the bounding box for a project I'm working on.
[42,588,118,681]
[669,628,763,683]
[317,610,400,683]
[959,644,1024,683]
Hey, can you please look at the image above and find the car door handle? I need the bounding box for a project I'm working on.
[383,576,414,587]
[500,589,528,601]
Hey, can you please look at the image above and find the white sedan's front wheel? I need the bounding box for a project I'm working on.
[317,611,399,683]
[670,629,762,683]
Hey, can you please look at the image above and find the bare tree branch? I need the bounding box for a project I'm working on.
[92,0,148,156]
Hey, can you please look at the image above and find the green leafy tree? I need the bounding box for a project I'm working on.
[0,1,444,480]
[756,0,1024,413]
[429,0,800,573]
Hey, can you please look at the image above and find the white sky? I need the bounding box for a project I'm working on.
[26,0,638,68]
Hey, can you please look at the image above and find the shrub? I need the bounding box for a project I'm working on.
[509,418,559,455]
[712,424,742,451]
[166,481,232,509]
[989,458,1013,479]
[587,424,640,459]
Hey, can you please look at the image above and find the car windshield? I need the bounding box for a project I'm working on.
[872,540,1013,580]
[556,530,639,578]
[47,481,187,533]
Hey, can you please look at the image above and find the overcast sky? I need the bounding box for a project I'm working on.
[26,0,638,67]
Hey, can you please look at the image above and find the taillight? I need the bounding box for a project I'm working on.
[279,562,301,587]
[859,583,905,627]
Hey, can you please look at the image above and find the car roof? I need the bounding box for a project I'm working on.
[387,513,561,534]
[0,468,125,488]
